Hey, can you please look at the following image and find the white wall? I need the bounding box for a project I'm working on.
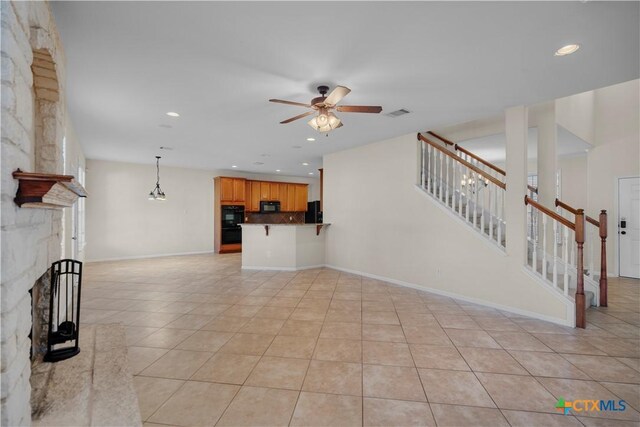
[85,159,319,261]
[556,90,595,145]
[589,79,640,275]
[559,155,588,209]
[324,133,570,324]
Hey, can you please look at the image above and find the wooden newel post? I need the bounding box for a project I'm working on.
[599,210,608,307]
[575,209,586,328]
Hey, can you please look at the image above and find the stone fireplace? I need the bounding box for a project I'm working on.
[30,270,52,363]
[1,1,71,424]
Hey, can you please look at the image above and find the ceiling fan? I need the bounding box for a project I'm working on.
[269,85,382,133]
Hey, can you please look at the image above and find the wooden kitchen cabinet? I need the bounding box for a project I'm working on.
[260,182,270,200]
[269,183,280,201]
[294,184,308,211]
[249,181,261,212]
[233,179,245,202]
[220,177,235,202]
[219,177,245,203]
[285,184,296,212]
[278,183,288,205]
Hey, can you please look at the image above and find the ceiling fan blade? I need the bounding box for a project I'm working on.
[280,111,314,124]
[324,86,351,106]
[269,99,311,108]
[336,105,382,113]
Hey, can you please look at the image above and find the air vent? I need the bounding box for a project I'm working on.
[253,161,264,165]
[159,146,173,150]
[386,108,411,118]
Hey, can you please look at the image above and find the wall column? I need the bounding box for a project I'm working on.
[536,103,557,253]
[505,106,529,263]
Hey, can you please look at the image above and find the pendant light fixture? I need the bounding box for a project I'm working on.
[148,156,166,201]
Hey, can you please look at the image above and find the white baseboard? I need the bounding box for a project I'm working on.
[326,264,575,327]
[242,264,326,272]
[86,250,216,263]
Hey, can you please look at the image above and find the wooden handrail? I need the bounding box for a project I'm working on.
[426,131,455,146]
[427,131,506,176]
[555,198,599,227]
[525,195,575,230]
[418,134,506,189]
[527,185,538,194]
[454,145,506,176]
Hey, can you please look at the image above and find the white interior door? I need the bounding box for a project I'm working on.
[619,177,640,278]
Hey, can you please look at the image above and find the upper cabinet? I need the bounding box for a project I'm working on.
[219,177,308,212]
[294,184,308,211]
[219,177,246,203]
[249,181,261,212]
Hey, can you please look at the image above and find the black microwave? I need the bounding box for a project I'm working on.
[260,201,281,213]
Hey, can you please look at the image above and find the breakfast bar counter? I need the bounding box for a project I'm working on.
[240,223,329,270]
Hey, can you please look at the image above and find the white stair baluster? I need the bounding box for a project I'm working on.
[542,215,548,279]
[458,162,464,217]
[532,210,538,273]
[427,145,435,195]
[465,168,470,223]
[553,220,558,289]
[497,188,502,246]
[421,141,426,189]
[563,227,569,296]
[445,155,450,206]
[489,185,494,241]
[438,151,444,200]
[473,172,478,228]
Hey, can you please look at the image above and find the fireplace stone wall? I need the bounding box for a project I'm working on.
[1,1,68,425]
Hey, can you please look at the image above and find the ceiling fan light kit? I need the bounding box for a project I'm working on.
[270,85,382,133]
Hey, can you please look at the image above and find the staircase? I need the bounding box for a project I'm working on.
[419,133,506,250]
[418,131,609,328]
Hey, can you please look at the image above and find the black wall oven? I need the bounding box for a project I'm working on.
[221,205,244,244]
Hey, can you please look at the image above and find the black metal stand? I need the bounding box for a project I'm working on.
[44,259,82,362]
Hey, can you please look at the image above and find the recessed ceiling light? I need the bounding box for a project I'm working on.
[302,162,309,166]
[166,112,180,117]
[306,138,316,142]
[276,169,281,172]
[555,44,580,56]
[308,172,314,175]
[231,165,238,168]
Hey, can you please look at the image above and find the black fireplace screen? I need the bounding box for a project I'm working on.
[45,259,82,362]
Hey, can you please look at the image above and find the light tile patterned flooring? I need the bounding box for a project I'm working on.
[80,254,640,426]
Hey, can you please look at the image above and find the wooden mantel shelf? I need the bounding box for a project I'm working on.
[13,169,87,209]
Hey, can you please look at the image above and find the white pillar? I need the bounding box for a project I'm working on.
[537,103,557,254]
[505,106,529,263]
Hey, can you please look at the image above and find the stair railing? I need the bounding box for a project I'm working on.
[525,196,586,328]
[427,131,507,183]
[419,133,507,249]
[555,199,608,307]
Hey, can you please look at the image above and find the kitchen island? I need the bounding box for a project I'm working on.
[240,223,329,270]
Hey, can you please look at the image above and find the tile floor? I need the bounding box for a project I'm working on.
[80,253,640,426]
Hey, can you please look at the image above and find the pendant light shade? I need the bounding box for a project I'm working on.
[148,156,166,201]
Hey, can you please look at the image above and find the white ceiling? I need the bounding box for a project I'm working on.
[457,126,592,164]
[52,2,639,176]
